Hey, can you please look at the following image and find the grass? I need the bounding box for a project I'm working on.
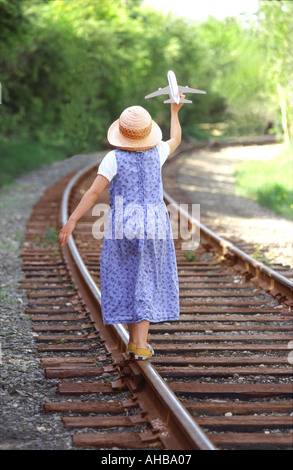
[184,250,198,262]
[251,244,276,266]
[0,136,72,188]
[43,227,59,245]
[234,145,293,220]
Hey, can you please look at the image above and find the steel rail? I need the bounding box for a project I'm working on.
[64,158,293,293]
[61,160,217,451]
[60,154,292,450]
[162,190,293,296]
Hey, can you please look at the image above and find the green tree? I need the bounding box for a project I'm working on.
[196,14,270,136]
[2,0,285,156]
[257,0,293,147]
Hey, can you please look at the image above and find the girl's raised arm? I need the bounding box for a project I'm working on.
[166,90,185,155]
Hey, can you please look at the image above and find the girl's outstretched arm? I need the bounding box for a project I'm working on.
[58,174,109,246]
[166,90,185,155]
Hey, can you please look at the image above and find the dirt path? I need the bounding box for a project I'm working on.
[164,143,292,270]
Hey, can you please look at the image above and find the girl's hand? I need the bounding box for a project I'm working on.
[170,90,185,113]
[58,218,76,246]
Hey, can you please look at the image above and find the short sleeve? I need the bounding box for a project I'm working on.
[97,150,117,182]
[157,141,170,167]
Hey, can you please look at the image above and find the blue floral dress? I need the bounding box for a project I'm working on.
[100,146,179,325]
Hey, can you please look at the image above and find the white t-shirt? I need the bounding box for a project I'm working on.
[97,141,170,183]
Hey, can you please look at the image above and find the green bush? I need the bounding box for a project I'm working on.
[0,137,71,187]
[0,0,291,186]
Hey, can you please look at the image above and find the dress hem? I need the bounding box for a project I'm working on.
[102,315,179,325]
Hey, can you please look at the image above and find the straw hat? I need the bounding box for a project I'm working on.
[107,106,162,151]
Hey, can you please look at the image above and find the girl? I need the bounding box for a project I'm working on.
[58,93,185,360]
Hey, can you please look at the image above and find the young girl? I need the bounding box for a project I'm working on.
[58,93,185,360]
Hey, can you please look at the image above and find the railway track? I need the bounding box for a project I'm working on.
[162,143,293,280]
[20,151,293,451]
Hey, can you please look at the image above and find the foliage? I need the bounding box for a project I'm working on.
[257,0,293,147]
[0,0,291,184]
[0,137,68,187]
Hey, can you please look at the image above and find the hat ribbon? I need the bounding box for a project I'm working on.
[119,121,152,140]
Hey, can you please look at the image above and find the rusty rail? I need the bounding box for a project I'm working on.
[21,143,292,450]
[162,190,293,305]
[61,161,216,451]
[64,159,292,305]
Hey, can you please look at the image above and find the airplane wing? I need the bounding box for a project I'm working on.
[178,85,206,94]
[145,85,170,99]
[145,83,206,102]
[164,98,193,104]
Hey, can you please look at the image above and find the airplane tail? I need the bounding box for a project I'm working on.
[164,98,193,104]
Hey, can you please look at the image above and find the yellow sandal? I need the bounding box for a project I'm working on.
[134,347,153,360]
[126,342,136,355]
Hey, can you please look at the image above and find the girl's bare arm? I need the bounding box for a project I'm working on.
[58,174,109,246]
[166,90,185,155]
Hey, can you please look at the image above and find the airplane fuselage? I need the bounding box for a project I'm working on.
[167,70,180,104]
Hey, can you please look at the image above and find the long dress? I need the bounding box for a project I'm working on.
[100,145,179,325]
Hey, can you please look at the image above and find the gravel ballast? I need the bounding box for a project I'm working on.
[0,144,291,449]
[0,152,102,449]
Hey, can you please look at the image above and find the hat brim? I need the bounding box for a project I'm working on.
[107,119,162,151]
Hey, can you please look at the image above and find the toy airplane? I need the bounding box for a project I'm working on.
[145,70,206,104]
